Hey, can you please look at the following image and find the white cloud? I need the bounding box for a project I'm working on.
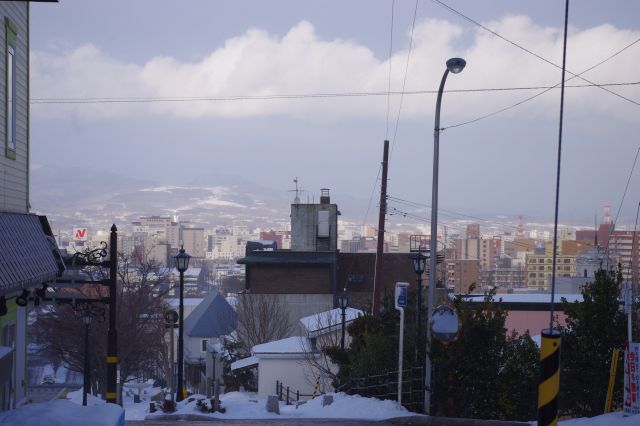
[31,17,640,122]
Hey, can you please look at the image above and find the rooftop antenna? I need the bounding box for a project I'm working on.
[288,177,304,204]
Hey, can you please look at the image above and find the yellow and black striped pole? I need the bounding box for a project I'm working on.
[538,329,561,426]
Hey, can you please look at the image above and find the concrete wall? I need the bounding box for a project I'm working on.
[290,203,338,252]
[257,356,335,399]
[237,293,333,339]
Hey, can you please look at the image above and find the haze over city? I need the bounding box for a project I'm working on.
[28,0,640,228]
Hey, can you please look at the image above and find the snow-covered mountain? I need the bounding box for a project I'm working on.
[29,165,295,230]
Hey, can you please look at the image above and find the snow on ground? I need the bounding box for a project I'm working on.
[0,399,123,426]
[145,391,411,421]
[9,382,640,425]
[558,412,639,425]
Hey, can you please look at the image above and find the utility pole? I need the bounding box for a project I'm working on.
[372,140,389,314]
[106,225,118,404]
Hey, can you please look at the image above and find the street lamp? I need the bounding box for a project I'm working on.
[412,249,427,345]
[174,246,191,402]
[338,292,349,350]
[82,311,93,406]
[426,57,466,415]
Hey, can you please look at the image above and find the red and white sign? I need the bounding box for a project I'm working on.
[624,341,640,416]
[73,227,88,242]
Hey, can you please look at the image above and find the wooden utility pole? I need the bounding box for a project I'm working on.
[372,140,389,313]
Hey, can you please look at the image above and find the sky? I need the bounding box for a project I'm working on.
[28,0,640,228]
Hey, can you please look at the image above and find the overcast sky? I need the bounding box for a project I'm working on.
[29,0,640,228]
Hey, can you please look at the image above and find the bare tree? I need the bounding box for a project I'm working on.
[34,253,169,401]
[299,311,343,393]
[235,293,295,351]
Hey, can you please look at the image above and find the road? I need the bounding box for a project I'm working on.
[27,384,82,403]
[126,420,411,426]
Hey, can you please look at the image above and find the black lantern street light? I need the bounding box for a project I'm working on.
[412,249,427,343]
[426,57,466,415]
[338,292,349,350]
[174,246,191,402]
[82,311,93,406]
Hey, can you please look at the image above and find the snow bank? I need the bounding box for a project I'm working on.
[289,392,409,419]
[147,391,410,420]
[0,399,124,426]
[559,412,639,425]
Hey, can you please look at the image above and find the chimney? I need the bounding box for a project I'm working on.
[320,188,330,205]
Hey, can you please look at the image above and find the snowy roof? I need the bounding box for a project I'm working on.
[166,298,204,307]
[299,308,363,337]
[183,291,237,338]
[169,267,201,276]
[252,336,312,355]
[230,356,259,371]
[0,213,62,295]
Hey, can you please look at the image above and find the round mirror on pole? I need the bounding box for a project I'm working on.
[430,305,460,344]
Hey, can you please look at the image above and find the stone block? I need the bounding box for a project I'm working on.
[266,395,280,414]
[322,395,333,406]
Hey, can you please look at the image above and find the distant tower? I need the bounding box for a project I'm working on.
[516,215,525,238]
[603,203,612,225]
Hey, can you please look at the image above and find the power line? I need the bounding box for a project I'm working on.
[612,145,640,228]
[431,0,640,107]
[30,81,640,105]
[389,0,419,158]
[385,0,395,140]
[443,36,640,130]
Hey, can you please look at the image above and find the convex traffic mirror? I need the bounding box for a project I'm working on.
[430,305,460,344]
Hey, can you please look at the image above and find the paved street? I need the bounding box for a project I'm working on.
[126,420,407,426]
[27,384,81,403]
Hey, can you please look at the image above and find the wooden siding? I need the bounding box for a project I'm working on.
[0,2,28,213]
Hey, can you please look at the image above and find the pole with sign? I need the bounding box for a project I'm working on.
[395,282,409,407]
[623,282,640,416]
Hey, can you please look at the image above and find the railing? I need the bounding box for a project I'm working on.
[275,380,319,405]
[338,366,424,412]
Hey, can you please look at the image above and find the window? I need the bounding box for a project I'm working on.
[201,339,208,352]
[5,17,16,159]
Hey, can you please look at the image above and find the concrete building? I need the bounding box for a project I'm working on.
[525,253,577,290]
[291,189,339,252]
[577,224,639,281]
[182,226,206,259]
[447,259,480,294]
[239,189,417,331]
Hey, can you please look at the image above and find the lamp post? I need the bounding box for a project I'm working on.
[426,57,466,415]
[82,311,93,406]
[174,246,191,402]
[412,249,427,345]
[338,292,349,350]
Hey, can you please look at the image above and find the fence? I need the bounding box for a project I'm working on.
[275,380,319,405]
[338,366,424,413]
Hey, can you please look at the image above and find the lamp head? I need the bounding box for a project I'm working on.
[412,251,427,275]
[174,245,191,273]
[15,289,29,307]
[338,293,349,309]
[446,57,466,74]
[82,312,93,326]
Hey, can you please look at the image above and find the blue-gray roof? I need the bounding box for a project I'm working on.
[183,291,237,338]
[0,213,61,296]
